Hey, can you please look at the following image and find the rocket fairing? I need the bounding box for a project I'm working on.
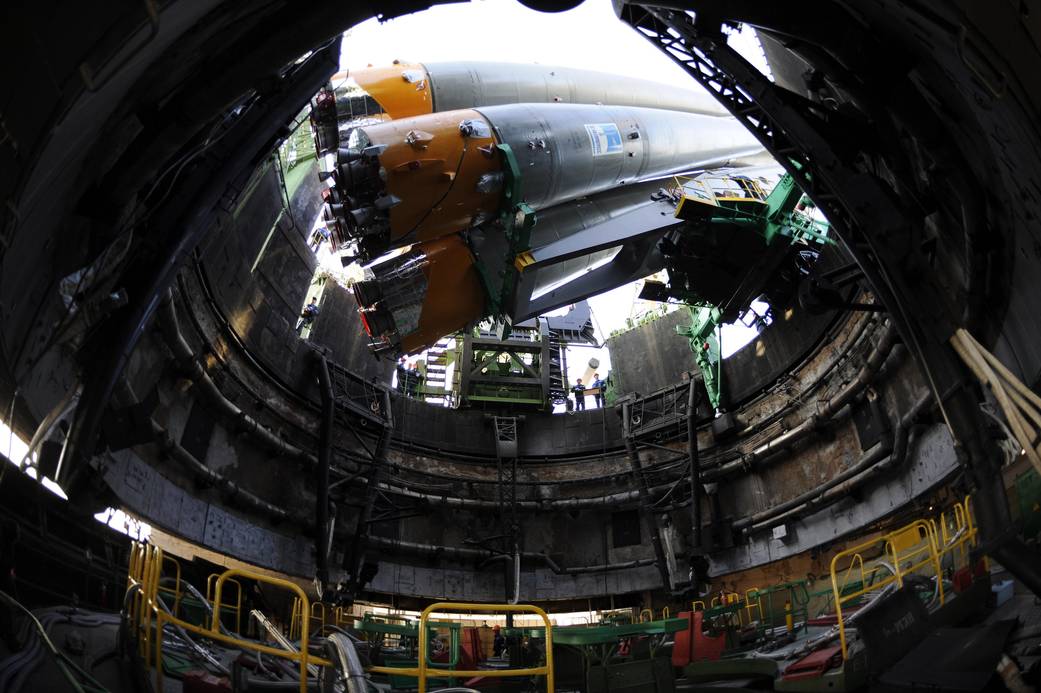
[337,61,728,120]
[325,102,763,261]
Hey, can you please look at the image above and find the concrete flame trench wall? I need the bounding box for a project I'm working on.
[93,153,960,604]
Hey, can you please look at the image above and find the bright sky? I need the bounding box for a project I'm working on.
[344,0,702,83]
[340,0,777,397]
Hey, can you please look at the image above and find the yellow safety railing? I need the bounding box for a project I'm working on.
[691,600,706,612]
[205,573,242,634]
[661,606,670,619]
[311,601,327,635]
[930,495,980,571]
[672,174,768,205]
[830,506,961,659]
[156,554,182,619]
[744,588,763,623]
[639,608,653,623]
[125,542,331,693]
[367,602,554,693]
[289,599,338,638]
[290,596,302,640]
[334,605,350,629]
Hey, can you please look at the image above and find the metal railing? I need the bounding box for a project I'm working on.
[367,602,555,693]
[672,174,768,204]
[156,553,183,619]
[830,497,979,659]
[125,541,331,693]
[205,573,242,634]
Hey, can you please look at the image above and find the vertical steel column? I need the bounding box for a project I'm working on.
[622,3,1041,593]
[687,379,702,552]
[315,353,335,592]
[622,400,672,592]
[345,389,394,596]
[494,416,520,604]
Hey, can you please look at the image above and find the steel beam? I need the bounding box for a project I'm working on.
[622,399,673,592]
[620,2,1041,592]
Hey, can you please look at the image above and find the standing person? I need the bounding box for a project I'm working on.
[493,626,506,657]
[572,378,586,411]
[296,298,320,334]
[592,373,605,408]
[395,358,409,394]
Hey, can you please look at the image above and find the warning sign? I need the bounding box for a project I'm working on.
[584,123,623,156]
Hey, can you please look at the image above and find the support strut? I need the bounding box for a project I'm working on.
[315,353,335,593]
[620,2,1041,592]
[622,400,673,592]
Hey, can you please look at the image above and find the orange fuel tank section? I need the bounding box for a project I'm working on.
[361,109,503,246]
[354,235,486,356]
[345,62,433,119]
[400,235,486,354]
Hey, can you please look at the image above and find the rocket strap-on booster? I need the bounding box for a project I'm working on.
[340,61,728,119]
[354,180,674,356]
[329,102,762,260]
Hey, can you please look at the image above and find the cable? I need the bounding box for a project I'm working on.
[0,590,88,693]
[951,328,1041,476]
[396,142,469,245]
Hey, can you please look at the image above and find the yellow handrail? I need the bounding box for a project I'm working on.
[661,606,670,620]
[311,601,327,635]
[157,554,182,619]
[639,608,653,623]
[367,602,555,693]
[831,513,951,660]
[125,543,332,693]
[744,588,763,623]
[205,573,243,634]
[290,596,301,640]
[691,600,705,612]
[334,605,349,629]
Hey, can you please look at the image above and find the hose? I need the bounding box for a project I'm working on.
[321,632,369,693]
[0,591,89,693]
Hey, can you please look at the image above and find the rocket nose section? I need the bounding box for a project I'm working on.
[350,62,433,119]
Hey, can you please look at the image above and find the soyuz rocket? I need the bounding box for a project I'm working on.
[309,61,769,355]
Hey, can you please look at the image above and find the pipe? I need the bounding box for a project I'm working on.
[540,554,659,575]
[687,378,703,552]
[315,353,335,591]
[326,632,367,693]
[159,292,317,466]
[345,395,393,595]
[509,549,521,605]
[363,535,657,575]
[623,400,673,592]
[149,421,293,524]
[736,392,932,533]
[707,322,898,480]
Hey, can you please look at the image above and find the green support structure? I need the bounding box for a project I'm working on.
[669,173,834,412]
[677,304,724,411]
[470,142,536,341]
